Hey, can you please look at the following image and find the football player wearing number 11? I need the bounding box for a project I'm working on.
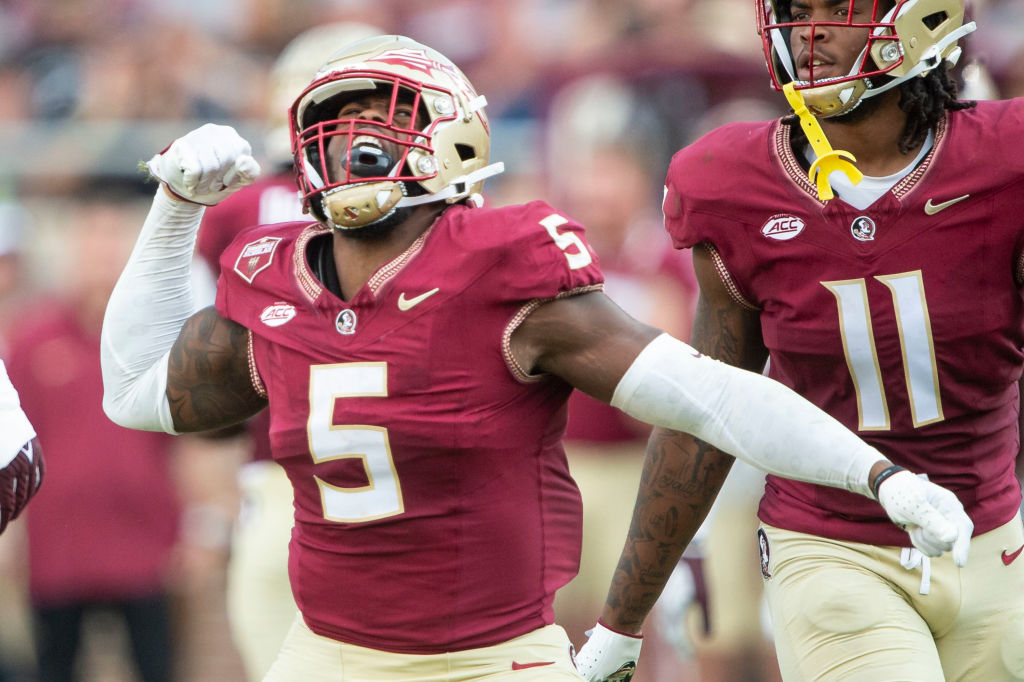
[579,0,1024,681]
[101,35,970,681]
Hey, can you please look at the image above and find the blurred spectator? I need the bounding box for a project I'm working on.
[4,182,181,682]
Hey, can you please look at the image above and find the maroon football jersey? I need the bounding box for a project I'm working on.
[215,200,603,653]
[664,99,1024,547]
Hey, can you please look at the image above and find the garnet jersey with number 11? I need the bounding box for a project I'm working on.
[664,98,1024,547]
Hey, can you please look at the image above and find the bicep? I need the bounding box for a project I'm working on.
[166,306,267,432]
[511,291,662,403]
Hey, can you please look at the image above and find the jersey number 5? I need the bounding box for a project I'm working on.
[822,270,943,431]
[308,363,405,523]
[541,214,592,270]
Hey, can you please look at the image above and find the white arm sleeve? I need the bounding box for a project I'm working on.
[611,334,878,497]
[100,189,206,434]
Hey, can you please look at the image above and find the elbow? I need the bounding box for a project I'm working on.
[102,392,142,430]
[101,389,176,434]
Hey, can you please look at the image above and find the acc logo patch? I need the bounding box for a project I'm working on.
[761,214,805,241]
[234,236,282,284]
[260,302,296,327]
[758,528,772,579]
[851,216,876,242]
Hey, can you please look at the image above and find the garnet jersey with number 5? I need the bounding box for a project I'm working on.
[215,200,603,654]
[664,98,1024,547]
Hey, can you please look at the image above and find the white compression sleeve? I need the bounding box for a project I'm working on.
[100,189,206,434]
[611,334,878,497]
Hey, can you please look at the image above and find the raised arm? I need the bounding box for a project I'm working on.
[101,124,265,434]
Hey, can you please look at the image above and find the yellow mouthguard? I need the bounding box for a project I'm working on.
[783,83,862,201]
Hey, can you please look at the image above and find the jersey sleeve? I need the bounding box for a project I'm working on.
[454,200,604,304]
[663,120,776,251]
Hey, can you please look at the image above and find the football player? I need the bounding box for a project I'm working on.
[195,21,382,681]
[102,35,972,681]
[580,1,1024,680]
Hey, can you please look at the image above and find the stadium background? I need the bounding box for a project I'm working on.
[0,0,1020,680]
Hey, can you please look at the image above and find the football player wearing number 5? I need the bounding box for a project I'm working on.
[101,35,972,681]
[583,1,1024,681]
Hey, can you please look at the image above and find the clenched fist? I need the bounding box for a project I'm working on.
[146,123,261,206]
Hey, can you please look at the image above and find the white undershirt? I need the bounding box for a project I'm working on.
[804,130,934,210]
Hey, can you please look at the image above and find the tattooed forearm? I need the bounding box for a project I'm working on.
[166,307,267,432]
[603,428,733,629]
[599,245,767,631]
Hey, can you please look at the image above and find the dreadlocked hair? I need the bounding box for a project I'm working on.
[896,62,975,153]
[783,62,976,155]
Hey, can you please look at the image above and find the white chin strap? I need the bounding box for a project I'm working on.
[393,162,505,208]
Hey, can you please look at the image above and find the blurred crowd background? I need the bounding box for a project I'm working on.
[0,0,1020,680]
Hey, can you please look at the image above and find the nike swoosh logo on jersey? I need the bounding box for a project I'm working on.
[923,194,970,215]
[1002,544,1024,565]
[511,661,555,670]
[397,287,440,311]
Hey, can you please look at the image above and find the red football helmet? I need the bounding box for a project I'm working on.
[756,0,976,117]
[289,35,503,230]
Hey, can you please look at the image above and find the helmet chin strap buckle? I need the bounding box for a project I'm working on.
[783,84,863,202]
[322,180,406,230]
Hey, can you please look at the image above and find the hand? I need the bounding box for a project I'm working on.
[0,439,43,534]
[146,123,261,206]
[877,470,973,566]
[574,622,642,682]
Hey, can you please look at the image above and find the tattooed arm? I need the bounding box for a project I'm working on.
[599,242,769,633]
[166,307,267,432]
[101,183,265,434]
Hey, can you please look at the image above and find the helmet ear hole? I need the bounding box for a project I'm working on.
[922,11,948,30]
[455,144,475,162]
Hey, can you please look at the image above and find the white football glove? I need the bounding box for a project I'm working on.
[145,123,261,206]
[877,469,973,566]
[574,622,642,682]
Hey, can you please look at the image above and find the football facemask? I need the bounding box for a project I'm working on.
[290,35,503,230]
[756,0,976,118]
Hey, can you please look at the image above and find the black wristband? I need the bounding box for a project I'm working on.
[871,464,907,500]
